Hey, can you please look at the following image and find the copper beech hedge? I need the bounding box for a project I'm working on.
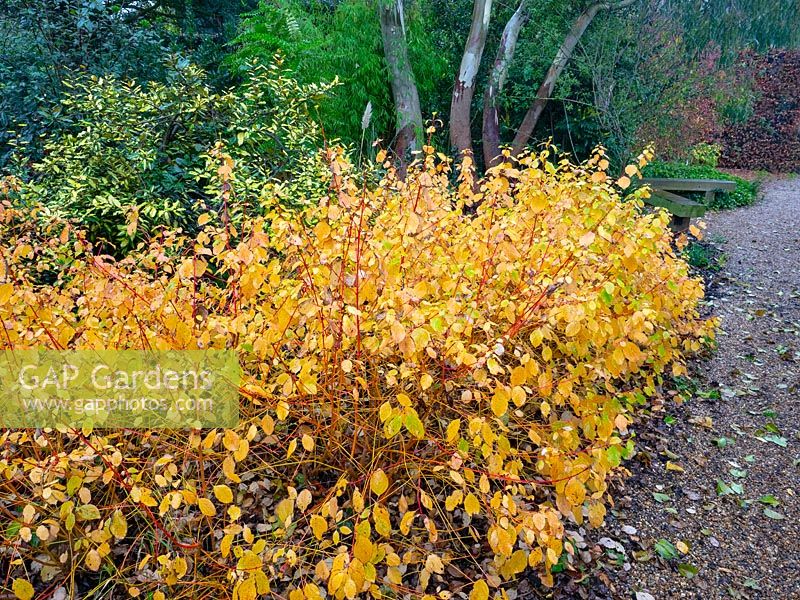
[0,145,715,600]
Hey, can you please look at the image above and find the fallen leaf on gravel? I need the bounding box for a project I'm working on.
[689,416,714,428]
[713,437,734,448]
[684,489,702,501]
[763,508,785,519]
[755,433,788,447]
[717,480,735,496]
[676,541,689,554]
[654,538,678,560]
[635,593,656,600]
[666,461,685,472]
[678,563,699,578]
[652,492,671,503]
[758,494,780,506]
[743,577,761,590]
[598,537,626,553]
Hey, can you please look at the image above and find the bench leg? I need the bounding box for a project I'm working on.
[670,215,690,232]
[705,190,715,206]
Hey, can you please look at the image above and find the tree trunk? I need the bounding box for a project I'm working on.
[482,0,529,169]
[449,0,493,162]
[379,0,423,168]
[510,0,638,156]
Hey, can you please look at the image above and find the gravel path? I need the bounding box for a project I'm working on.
[590,179,800,599]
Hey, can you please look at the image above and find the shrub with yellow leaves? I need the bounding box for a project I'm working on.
[0,144,715,599]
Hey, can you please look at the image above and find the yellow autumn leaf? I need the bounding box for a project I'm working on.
[470,579,490,600]
[464,493,480,516]
[353,535,374,564]
[198,498,217,517]
[373,504,391,537]
[503,549,528,576]
[286,439,298,459]
[109,510,127,540]
[490,389,508,417]
[564,477,586,507]
[0,283,13,306]
[399,511,415,535]
[213,484,234,504]
[276,498,294,524]
[235,577,257,600]
[446,418,460,443]
[237,550,263,572]
[12,579,34,600]
[310,515,327,540]
[85,549,102,571]
[296,489,312,512]
[420,373,433,390]
[666,461,685,473]
[221,534,233,558]
[370,469,389,496]
[424,553,445,575]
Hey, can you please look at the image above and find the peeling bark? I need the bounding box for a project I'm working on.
[379,0,423,168]
[511,0,638,157]
[449,0,493,163]
[482,0,529,169]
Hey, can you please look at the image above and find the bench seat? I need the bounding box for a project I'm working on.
[639,177,736,193]
[646,189,706,218]
[634,176,736,231]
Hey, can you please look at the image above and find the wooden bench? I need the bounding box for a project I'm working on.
[638,177,736,231]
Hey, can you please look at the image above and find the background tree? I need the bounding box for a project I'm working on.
[378,0,424,165]
[449,0,493,162]
[232,0,449,154]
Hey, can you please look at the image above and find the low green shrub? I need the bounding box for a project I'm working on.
[643,160,759,210]
[689,142,722,167]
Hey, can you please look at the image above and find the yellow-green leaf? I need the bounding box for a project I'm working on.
[370,469,389,496]
[12,579,34,600]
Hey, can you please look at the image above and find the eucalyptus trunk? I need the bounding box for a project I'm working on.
[449,0,493,163]
[379,0,423,167]
[482,0,529,168]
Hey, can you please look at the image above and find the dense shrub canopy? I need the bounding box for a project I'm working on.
[9,61,331,253]
[0,145,714,599]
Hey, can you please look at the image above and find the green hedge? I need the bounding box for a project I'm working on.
[643,161,759,210]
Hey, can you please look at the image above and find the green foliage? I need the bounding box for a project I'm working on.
[719,85,759,126]
[0,1,258,168]
[690,143,722,168]
[10,60,332,253]
[684,241,726,272]
[232,0,451,148]
[643,161,759,210]
[0,0,170,165]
